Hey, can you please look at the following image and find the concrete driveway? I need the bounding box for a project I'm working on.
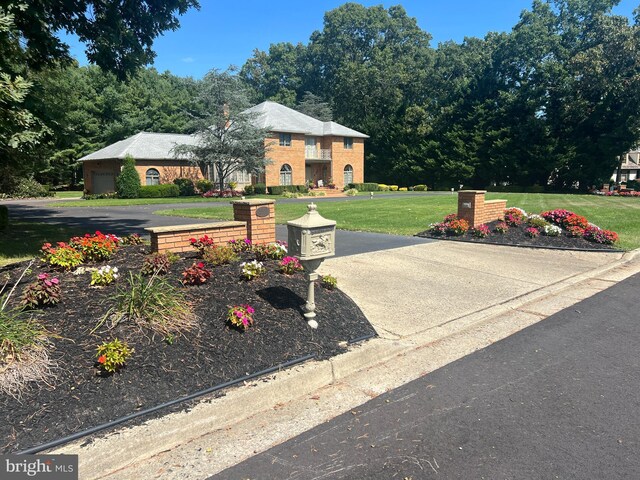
[318,241,624,339]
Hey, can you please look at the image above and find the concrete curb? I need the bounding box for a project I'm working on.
[51,249,640,479]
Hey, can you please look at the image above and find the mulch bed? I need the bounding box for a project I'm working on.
[0,246,374,454]
[416,220,621,251]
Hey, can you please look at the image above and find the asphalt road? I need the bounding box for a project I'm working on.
[5,198,433,257]
[213,272,640,480]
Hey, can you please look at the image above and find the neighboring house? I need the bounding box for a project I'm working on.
[612,148,639,183]
[80,101,368,194]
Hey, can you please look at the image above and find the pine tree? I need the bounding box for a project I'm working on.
[116,155,141,198]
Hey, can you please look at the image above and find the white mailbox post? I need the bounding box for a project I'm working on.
[287,203,336,328]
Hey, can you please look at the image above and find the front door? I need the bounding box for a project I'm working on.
[305,164,313,184]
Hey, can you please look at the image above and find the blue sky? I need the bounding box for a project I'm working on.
[63,0,639,78]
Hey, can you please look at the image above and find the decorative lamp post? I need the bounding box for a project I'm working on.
[287,203,336,329]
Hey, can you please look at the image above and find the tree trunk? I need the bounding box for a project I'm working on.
[217,162,225,191]
[615,153,624,184]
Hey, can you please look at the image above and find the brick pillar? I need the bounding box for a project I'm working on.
[457,190,486,227]
[232,199,276,245]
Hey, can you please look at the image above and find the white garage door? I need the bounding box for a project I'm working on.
[92,172,115,194]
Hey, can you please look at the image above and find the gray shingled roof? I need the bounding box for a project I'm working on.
[244,101,369,138]
[80,101,368,162]
[79,132,196,162]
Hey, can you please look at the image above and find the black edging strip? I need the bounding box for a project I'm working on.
[17,353,316,455]
[415,235,625,253]
[348,332,377,345]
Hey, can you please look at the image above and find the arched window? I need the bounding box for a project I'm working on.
[343,164,354,186]
[280,164,292,186]
[145,168,160,186]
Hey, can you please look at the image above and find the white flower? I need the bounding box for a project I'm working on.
[543,225,562,236]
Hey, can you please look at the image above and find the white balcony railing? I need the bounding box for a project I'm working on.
[305,147,332,160]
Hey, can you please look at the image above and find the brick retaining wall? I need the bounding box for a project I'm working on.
[146,199,276,253]
[457,190,507,227]
[146,222,247,253]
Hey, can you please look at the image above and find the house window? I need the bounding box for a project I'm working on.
[280,164,292,185]
[344,137,353,149]
[145,168,160,185]
[343,164,354,185]
[279,133,292,147]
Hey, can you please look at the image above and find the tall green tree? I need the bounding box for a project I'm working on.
[173,69,272,191]
[295,91,332,121]
[240,42,310,106]
[3,0,199,79]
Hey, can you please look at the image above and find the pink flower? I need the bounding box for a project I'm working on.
[236,311,243,318]
[246,306,255,314]
[51,278,59,284]
[38,273,47,280]
[242,317,248,326]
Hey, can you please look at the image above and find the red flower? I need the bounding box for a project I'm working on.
[98,355,106,364]
[197,262,204,268]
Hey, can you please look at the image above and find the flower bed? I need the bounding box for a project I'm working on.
[0,233,374,453]
[418,208,620,250]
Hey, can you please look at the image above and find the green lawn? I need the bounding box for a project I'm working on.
[55,194,273,207]
[52,191,426,207]
[0,222,87,266]
[53,191,83,199]
[155,193,640,250]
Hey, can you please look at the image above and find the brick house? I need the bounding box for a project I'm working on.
[80,101,368,194]
[245,101,368,189]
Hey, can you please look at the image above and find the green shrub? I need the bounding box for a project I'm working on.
[348,183,379,192]
[626,179,640,191]
[253,183,267,195]
[399,187,408,192]
[203,244,239,266]
[115,155,141,198]
[243,184,255,195]
[173,178,196,196]
[11,177,52,199]
[139,184,180,198]
[322,275,338,290]
[0,206,7,231]
[282,191,303,198]
[413,184,427,191]
[527,216,549,228]
[196,179,214,193]
[389,185,399,191]
[267,185,285,195]
[267,185,308,195]
[344,188,358,196]
[96,338,133,373]
[487,185,546,193]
